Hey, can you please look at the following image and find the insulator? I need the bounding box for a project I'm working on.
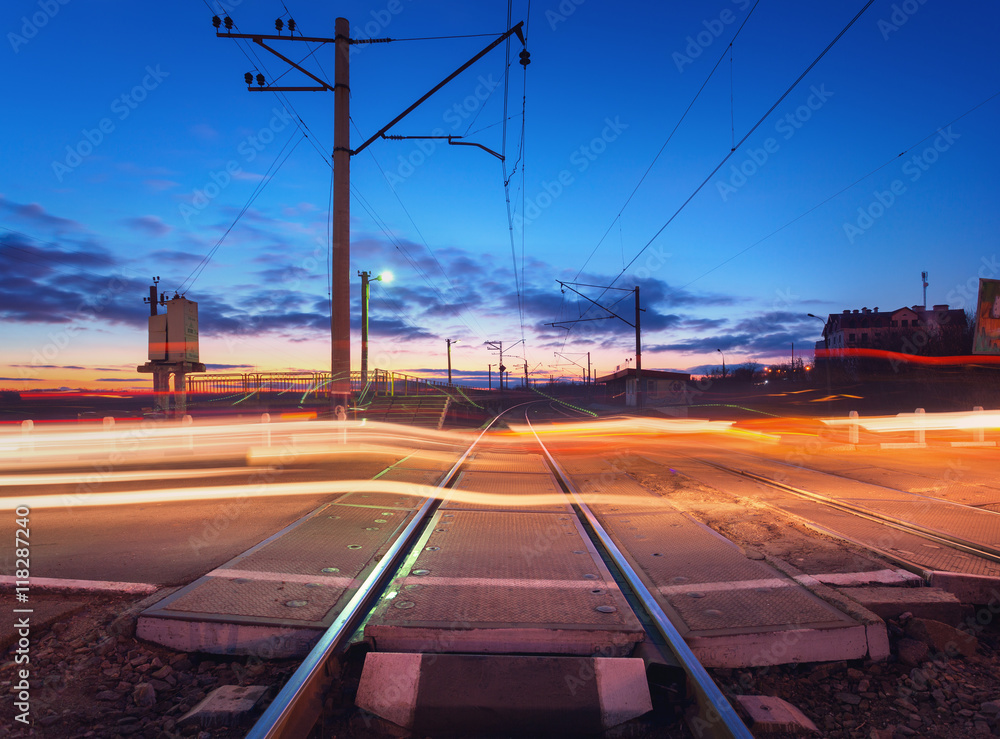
[275,18,284,32]
[212,15,221,29]
[223,16,233,30]
[256,73,265,87]
[287,19,296,33]
[519,49,531,67]
[244,72,254,85]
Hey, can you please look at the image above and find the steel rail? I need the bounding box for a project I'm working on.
[524,411,754,739]
[695,457,1000,566]
[245,410,516,738]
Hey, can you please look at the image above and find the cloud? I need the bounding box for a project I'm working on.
[0,196,84,234]
[144,179,180,192]
[189,123,219,141]
[123,216,172,237]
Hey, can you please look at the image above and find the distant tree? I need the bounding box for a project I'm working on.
[731,360,762,384]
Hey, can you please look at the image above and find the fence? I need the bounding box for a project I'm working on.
[186,369,492,405]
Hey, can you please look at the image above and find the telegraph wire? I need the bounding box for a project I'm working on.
[581,0,878,313]
[679,88,1000,291]
[571,0,761,283]
[178,130,306,292]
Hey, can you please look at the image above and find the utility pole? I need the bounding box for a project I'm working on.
[922,270,929,308]
[359,270,373,385]
[548,282,644,408]
[215,14,527,413]
[634,285,642,410]
[332,17,351,408]
[446,338,460,385]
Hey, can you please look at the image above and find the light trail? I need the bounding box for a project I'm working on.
[0,478,668,513]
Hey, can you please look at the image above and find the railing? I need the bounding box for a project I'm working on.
[186,369,497,405]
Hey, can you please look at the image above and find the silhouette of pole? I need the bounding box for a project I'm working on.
[331,17,351,409]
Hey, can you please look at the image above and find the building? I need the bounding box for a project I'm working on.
[596,368,691,407]
[819,304,967,356]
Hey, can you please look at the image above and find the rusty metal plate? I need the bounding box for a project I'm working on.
[334,490,427,509]
[599,510,771,585]
[164,577,345,623]
[464,452,549,473]
[664,584,853,633]
[444,471,570,512]
[365,510,644,654]
[571,477,674,515]
[776,499,1000,578]
[413,511,594,580]
[229,503,412,576]
[377,583,634,628]
[847,499,1000,549]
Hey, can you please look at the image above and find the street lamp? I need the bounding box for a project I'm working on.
[717,348,726,379]
[446,338,460,385]
[359,270,393,385]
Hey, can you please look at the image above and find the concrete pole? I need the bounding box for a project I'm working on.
[635,286,642,410]
[331,16,351,409]
[360,271,370,385]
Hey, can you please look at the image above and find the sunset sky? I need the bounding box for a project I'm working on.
[2,0,999,389]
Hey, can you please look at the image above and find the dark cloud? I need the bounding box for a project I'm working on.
[0,196,84,234]
[11,364,86,370]
[123,216,172,237]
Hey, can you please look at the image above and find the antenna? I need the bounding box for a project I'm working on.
[921,271,929,307]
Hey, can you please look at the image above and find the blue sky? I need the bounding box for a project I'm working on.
[2,0,999,389]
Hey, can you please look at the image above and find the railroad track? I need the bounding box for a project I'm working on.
[246,404,753,738]
[685,451,1000,578]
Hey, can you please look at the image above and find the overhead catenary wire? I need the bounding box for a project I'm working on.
[679,89,1000,291]
[349,118,492,343]
[178,130,306,293]
[575,0,878,319]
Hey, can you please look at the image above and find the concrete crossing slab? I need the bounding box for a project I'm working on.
[137,465,444,656]
[364,509,645,656]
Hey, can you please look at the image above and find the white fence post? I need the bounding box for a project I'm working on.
[103,416,116,452]
[974,406,985,443]
[182,414,193,449]
[848,410,859,444]
[914,408,925,444]
[261,412,272,448]
[20,419,34,458]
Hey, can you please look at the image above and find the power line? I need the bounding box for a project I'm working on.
[178,131,305,292]
[572,0,761,282]
[585,0,878,312]
[680,88,1000,290]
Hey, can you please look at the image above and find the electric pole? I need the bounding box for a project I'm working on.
[446,338,460,385]
[548,282,644,408]
[215,13,528,413]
